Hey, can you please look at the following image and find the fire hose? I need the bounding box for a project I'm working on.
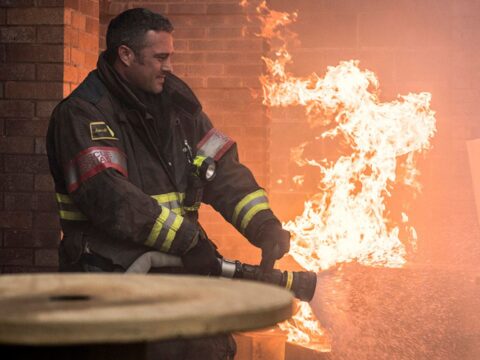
[126,251,317,302]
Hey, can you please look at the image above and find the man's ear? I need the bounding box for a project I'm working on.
[118,45,134,66]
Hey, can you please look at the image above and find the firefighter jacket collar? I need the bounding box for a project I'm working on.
[96,52,203,122]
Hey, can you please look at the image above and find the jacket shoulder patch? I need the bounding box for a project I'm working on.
[90,122,118,141]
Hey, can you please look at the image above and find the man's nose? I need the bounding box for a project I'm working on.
[162,58,173,73]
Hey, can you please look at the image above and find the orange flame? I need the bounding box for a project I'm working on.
[241,0,437,350]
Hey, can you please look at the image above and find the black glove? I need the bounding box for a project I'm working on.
[181,234,221,276]
[255,221,290,272]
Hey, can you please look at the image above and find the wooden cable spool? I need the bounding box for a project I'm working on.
[0,273,293,359]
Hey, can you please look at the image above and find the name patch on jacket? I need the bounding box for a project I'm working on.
[197,128,235,161]
[90,122,117,141]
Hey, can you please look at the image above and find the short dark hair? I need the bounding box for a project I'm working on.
[106,8,174,63]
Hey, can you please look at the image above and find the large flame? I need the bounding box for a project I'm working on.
[241,0,437,350]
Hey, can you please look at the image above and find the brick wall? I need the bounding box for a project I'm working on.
[1,0,479,272]
[267,0,480,266]
[0,0,99,273]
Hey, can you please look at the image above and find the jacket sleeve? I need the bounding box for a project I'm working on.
[197,112,281,246]
[50,98,198,255]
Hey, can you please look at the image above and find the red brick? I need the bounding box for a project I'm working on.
[224,64,263,76]
[207,77,243,88]
[0,136,34,154]
[83,52,97,72]
[37,25,63,44]
[205,52,240,64]
[168,3,206,15]
[5,81,63,100]
[63,64,78,83]
[0,44,5,62]
[65,0,80,11]
[207,3,243,14]
[224,39,263,51]
[0,0,34,6]
[4,192,35,210]
[170,14,245,27]
[71,11,86,31]
[85,16,99,34]
[0,9,4,25]
[71,47,85,66]
[0,248,33,266]
[79,0,99,18]
[0,211,32,228]
[34,212,60,229]
[34,174,54,192]
[0,26,35,43]
[180,76,205,88]
[7,44,63,62]
[36,101,59,118]
[186,64,223,76]
[37,0,64,6]
[4,229,60,248]
[4,154,50,174]
[36,63,62,81]
[0,173,34,191]
[173,27,206,39]
[0,100,34,117]
[128,3,167,13]
[78,31,98,52]
[0,63,35,80]
[7,8,63,25]
[173,52,205,64]
[34,192,57,211]
[189,39,225,51]
[64,27,79,47]
[35,248,59,267]
[207,27,244,38]
[35,136,46,155]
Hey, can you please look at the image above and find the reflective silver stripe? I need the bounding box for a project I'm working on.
[152,192,185,215]
[65,146,128,192]
[232,190,270,233]
[197,128,235,161]
[145,207,185,252]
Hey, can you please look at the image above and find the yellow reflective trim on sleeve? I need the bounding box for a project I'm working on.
[160,215,184,252]
[145,208,170,247]
[232,189,266,225]
[152,192,185,203]
[56,193,73,204]
[59,210,87,221]
[240,203,270,232]
[285,271,294,291]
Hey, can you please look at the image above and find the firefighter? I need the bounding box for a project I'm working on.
[47,8,290,359]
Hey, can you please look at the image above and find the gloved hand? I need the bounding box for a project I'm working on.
[255,221,290,272]
[181,233,221,276]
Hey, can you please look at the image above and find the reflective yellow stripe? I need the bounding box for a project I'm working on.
[145,208,170,247]
[285,271,293,290]
[240,203,270,231]
[56,193,73,204]
[59,210,87,221]
[232,189,266,225]
[152,192,185,203]
[161,215,184,252]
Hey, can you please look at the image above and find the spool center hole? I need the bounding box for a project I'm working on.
[49,295,91,302]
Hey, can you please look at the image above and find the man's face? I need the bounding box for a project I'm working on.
[123,30,174,94]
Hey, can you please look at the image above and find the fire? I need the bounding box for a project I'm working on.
[241,0,437,350]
